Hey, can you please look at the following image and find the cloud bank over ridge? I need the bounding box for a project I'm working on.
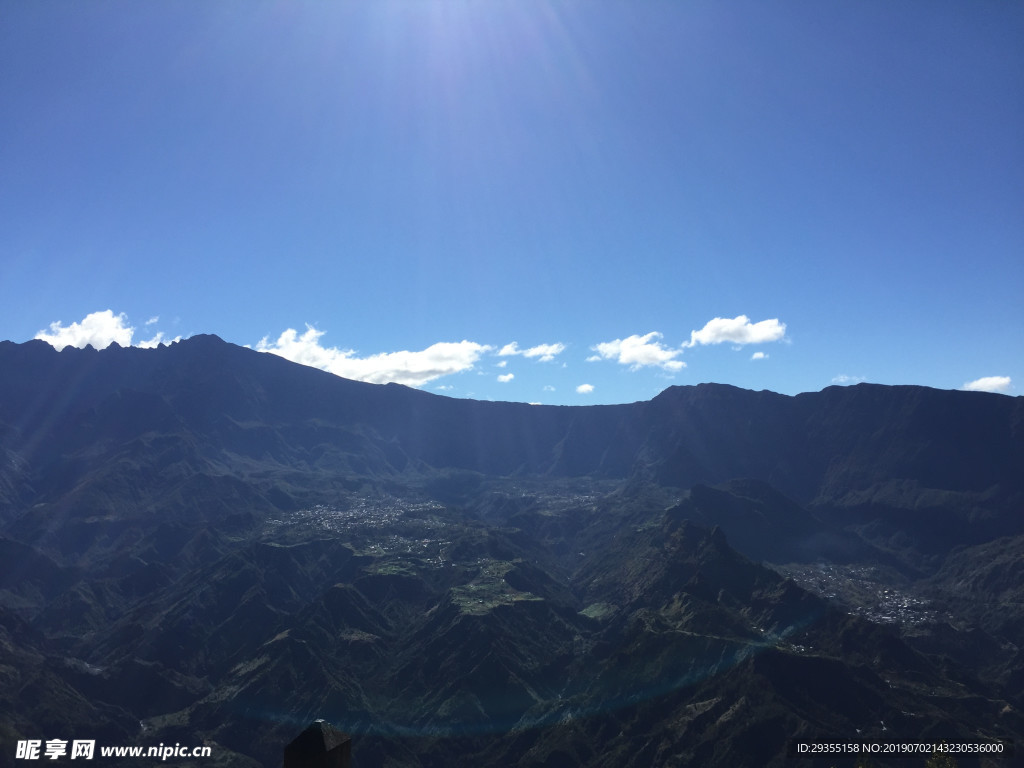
[257,327,492,388]
[588,316,787,373]
[962,376,1012,394]
[35,310,178,351]
[31,310,794,398]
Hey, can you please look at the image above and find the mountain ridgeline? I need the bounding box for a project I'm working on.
[1,336,1020,534]
[0,336,1021,767]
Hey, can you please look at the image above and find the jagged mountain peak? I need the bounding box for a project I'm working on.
[2,334,1023,765]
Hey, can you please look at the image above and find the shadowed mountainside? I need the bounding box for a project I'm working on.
[1,336,1022,767]
[1,335,1021,548]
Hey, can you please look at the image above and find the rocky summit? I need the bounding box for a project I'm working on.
[1,336,1022,767]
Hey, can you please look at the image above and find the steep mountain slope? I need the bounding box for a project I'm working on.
[1,336,1022,766]
[3,337,1020,527]
[11,492,1015,767]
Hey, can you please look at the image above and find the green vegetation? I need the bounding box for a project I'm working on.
[2,339,1023,766]
[450,558,542,615]
[579,602,616,620]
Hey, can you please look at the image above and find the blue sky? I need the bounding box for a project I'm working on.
[2,1,1021,404]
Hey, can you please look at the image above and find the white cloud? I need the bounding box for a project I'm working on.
[35,310,136,351]
[497,373,514,383]
[751,351,767,360]
[498,341,566,362]
[684,315,786,347]
[576,383,595,394]
[523,343,565,362]
[496,360,508,368]
[962,376,1011,393]
[543,385,555,392]
[138,331,182,348]
[589,332,685,371]
[256,326,491,387]
[831,374,866,385]
[35,310,182,351]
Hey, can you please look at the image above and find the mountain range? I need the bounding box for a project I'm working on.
[1,336,1021,767]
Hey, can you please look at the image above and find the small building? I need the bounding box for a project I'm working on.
[283,720,351,768]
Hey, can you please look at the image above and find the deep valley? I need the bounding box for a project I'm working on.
[1,337,1021,767]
